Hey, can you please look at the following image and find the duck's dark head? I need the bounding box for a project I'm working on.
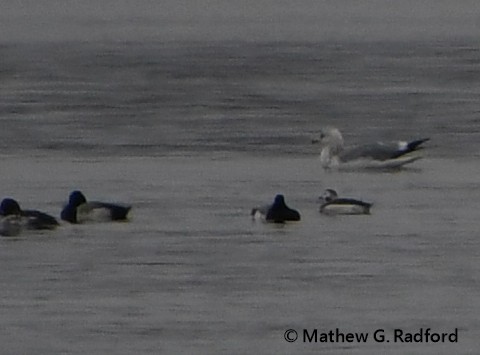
[0,198,22,216]
[68,190,87,207]
[273,194,286,207]
[320,189,338,203]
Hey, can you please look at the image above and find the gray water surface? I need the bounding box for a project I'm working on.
[1,16,480,355]
[1,154,479,354]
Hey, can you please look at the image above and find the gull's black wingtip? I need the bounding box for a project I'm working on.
[408,137,430,151]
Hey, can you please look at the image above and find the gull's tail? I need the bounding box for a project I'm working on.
[407,138,430,152]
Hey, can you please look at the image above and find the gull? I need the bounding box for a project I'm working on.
[316,127,429,170]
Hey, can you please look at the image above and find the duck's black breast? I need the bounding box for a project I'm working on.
[61,204,78,223]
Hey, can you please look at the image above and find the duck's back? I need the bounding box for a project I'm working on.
[22,210,59,229]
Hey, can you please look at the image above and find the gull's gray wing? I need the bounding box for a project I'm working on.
[340,138,429,162]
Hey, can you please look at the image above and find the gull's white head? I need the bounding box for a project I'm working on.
[319,127,344,168]
[319,127,344,148]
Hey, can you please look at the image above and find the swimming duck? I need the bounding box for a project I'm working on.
[0,198,59,236]
[319,189,372,215]
[315,127,429,170]
[61,190,131,224]
[251,194,301,223]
